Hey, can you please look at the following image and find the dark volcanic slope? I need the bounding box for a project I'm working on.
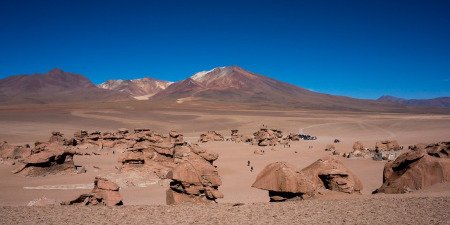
[0,69,130,104]
[153,66,404,111]
[378,95,450,108]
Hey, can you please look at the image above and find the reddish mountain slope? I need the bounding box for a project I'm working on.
[0,69,130,104]
[152,66,403,111]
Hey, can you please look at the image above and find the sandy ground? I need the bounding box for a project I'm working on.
[0,102,449,224]
[1,195,449,225]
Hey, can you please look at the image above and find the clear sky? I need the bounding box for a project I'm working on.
[0,0,449,99]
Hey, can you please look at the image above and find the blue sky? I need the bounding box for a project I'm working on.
[0,0,449,99]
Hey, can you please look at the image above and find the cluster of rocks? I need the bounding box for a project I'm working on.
[373,141,449,194]
[337,140,403,161]
[109,129,224,204]
[1,132,79,176]
[251,128,284,146]
[229,129,253,143]
[198,131,225,143]
[73,128,184,150]
[230,128,315,148]
[252,157,362,202]
[62,177,123,206]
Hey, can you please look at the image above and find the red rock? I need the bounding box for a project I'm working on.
[374,142,450,194]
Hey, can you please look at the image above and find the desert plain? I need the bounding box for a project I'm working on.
[0,101,449,224]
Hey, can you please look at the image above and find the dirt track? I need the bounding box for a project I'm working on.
[1,195,448,225]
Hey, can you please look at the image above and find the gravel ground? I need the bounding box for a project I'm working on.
[1,195,449,225]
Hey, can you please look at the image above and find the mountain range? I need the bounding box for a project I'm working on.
[0,67,448,111]
[377,95,450,108]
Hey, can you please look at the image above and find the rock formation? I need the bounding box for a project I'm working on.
[230,129,243,142]
[373,142,449,194]
[62,177,123,206]
[352,141,365,151]
[252,157,362,202]
[198,131,225,143]
[343,140,402,160]
[253,128,283,146]
[287,133,300,141]
[166,159,223,204]
[375,140,402,151]
[0,141,31,164]
[13,142,76,176]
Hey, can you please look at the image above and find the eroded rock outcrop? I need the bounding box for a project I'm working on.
[12,134,77,177]
[343,140,402,160]
[0,141,32,164]
[62,177,123,206]
[252,157,362,202]
[166,158,223,204]
[253,128,283,146]
[373,142,450,194]
[198,131,225,143]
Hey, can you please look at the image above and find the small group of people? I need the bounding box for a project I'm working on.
[247,160,253,172]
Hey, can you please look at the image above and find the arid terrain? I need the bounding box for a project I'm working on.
[0,101,449,224]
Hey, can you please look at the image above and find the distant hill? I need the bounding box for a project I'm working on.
[98,78,172,100]
[377,95,450,108]
[0,69,130,104]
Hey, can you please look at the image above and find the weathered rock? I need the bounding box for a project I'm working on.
[62,177,123,206]
[166,149,223,204]
[374,142,450,194]
[252,157,362,201]
[198,131,225,143]
[351,141,364,151]
[375,140,401,151]
[287,133,300,141]
[251,128,285,146]
[169,130,184,143]
[252,162,315,201]
[0,141,32,163]
[254,149,265,155]
[14,141,76,176]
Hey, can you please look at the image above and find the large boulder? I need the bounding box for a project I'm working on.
[251,162,315,201]
[62,177,123,206]
[252,157,362,202]
[301,157,363,194]
[166,156,223,204]
[373,142,450,194]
